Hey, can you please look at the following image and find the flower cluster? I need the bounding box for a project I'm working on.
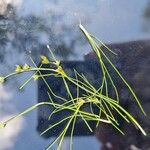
[23,64,30,71]
[41,55,50,64]
[32,75,39,81]
[52,60,60,67]
[55,66,67,77]
[15,64,30,73]
[0,123,6,128]
[15,65,22,72]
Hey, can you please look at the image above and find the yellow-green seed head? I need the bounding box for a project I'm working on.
[23,64,30,71]
[32,75,39,81]
[0,123,6,128]
[41,55,50,64]
[55,66,67,77]
[0,77,5,84]
[77,99,85,107]
[15,65,22,73]
[54,60,60,67]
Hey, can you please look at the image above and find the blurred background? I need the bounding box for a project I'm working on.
[0,0,150,150]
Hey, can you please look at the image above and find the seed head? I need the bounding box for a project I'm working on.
[41,55,50,64]
[0,77,5,84]
[53,60,60,67]
[55,66,66,77]
[15,65,22,73]
[77,99,85,107]
[32,75,39,81]
[23,64,30,71]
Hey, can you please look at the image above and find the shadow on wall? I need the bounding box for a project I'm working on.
[93,40,150,150]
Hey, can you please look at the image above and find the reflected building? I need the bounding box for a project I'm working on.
[94,40,150,150]
[37,60,101,137]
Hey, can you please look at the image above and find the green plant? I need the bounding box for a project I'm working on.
[0,24,146,150]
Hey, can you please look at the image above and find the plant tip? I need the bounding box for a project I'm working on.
[0,76,5,84]
[47,45,50,49]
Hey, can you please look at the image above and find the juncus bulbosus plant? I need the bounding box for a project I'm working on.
[0,24,146,150]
